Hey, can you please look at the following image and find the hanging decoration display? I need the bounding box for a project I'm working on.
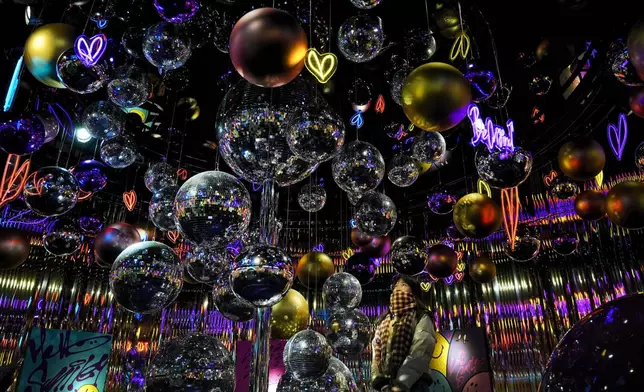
[468,104,515,151]
[304,48,338,84]
[501,187,520,251]
[350,110,364,129]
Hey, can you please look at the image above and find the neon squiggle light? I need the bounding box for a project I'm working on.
[607,113,628,161]
[74,34,107,67]
[375,95,385,113]
[3,56,23,112]
[350,110,364,129]
[468,104,515,152]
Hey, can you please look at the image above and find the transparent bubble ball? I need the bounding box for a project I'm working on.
[356,192,397,236]
[57,49,109,94]
[284,329,333,380]
[427,189,457,215]
[287,107,345,164]
[332,141,385,196]
[298,184,326,212]
[24,166,79,217]
[35,111,60,143]
[100,134,138,169]
[390,66,412,105]
[149,185,179,231]
[348,0,383,9]
[79,215,103,235]
[122,27,146,58]
[0,113,46,156]
[82,101,125,140]
[107,65,151,108]
[322,272,362,310]
[635,142,644,170]
[413,131,446,163]
[325,308,373,355]
[143,22,192,73]
[72,159,108,193]
[552,231,579,256]
[147,333,234,392]
[185,246,228,285]
[43,218,82,256]
[388,154,420,187]
[505,235,541,262]
[145,162,178,193]
[337,15,384,63]
[110,241,183,314]
[277,357,357,392]
[390,235,427,276]
[475,147,533,189]
[465,68,498,103]
[347,78,373,108]
[212,268,255,322]
[551,177,580,200]
[153,0,200,24]
[174,171,251,247]
[406,29,437,63]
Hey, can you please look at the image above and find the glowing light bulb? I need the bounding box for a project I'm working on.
[76,127,92,143]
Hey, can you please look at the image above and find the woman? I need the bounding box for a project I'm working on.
[371,275,436,392]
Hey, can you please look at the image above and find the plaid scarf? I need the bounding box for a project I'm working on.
[374,291,417,376]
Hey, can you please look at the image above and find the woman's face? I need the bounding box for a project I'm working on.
[393,279,413,294]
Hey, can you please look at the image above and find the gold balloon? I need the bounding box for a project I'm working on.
[24,23,76,89]
[606,181,644,229]
[557,139,605,181]
[469,256,497,284]
[435,9,462,39]
[575,190,606,221]
[453,193,502,239]
[271,289,309,339]
[295,251,335,288]
[401,62,471,132]
[627,21,644,79]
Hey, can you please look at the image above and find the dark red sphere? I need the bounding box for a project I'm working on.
[94,222,141,266]
[0,228,31,269]
[630,88,644,118]
[427,244,458,278]
[351,227,373,247]
[575,190,606,221]
[360,235,391,258]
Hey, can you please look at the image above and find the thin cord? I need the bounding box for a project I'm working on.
[82,0,98,34]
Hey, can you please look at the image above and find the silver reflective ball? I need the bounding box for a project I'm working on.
[475,147,533,189]
[145,162,177,193]
[387,154,420,187]
[332,141,385,196]
[298,184,326,212]
[149,186,179,231]
[390,235,427,276]
[322,272,362,310]
[325,308,373,355]
[284,329,333,380]
[355,192,397,236]
[43,218,82,256]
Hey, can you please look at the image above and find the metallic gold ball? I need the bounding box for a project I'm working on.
[606,181,644,229]
[575,190,606,221]
[296,251,335,288]
[435,9,461,39]
[24,23,76,89]
[401,62,471,132]
[229,8,308,88]
[453,193,502,239]
[271,289,309,339]
[427,244,458,278]
[469,256,496,284]
[557,139,605,181]
[628,21,644,78]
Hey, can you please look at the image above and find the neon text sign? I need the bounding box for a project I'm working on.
[468,104,515,152]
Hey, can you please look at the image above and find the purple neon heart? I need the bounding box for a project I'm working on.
[607,113,628,161]
[74,34,107,67]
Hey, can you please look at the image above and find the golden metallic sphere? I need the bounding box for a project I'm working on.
[427,244,458,278]
[557,139,605,181]
[271,289,309,339]
[24,23,76,89]
[435,9,462,39]
[469,256,497,284]
[401,62,471,132]
[295,251,335,288]
[574,190,606,221]
[453,193,502,239]
[606,181,644,229]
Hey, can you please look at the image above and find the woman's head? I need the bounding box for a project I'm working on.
[391,275,423,299]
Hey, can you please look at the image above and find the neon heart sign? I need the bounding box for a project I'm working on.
[304,48,337,84]
[74,34,107,67]
[607,113,628,161]
[468,104,515,152]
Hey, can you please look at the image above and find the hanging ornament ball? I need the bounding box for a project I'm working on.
[79,215,104,235]
[24,23,76,88]
[174,171,251,248]
[558,139,606,181]
[332,141,385,196]
[212,269,255,322]
[355,192,397,236]
[122,27,147,58]
[627,21,644,79]
[388,155,420,188]
[56,48,109,94]
[412,131,446,164]
[345,253,377,285]
[0,228,31,269]
[107,65,151,108]
[35,111,60,144]
[427,244,458,278]
[406,29,437,63]
[552,231,579,256]
[452,193,503,239]
[287,107,345,164]
[94,222,141,266]
[551,177,580,200]
[325,308,373,355]
[427,189,457,215]
[145,162,178,193]
[185,246,228,285]
[296,251,335,288]
[348,0,383,9]
[575,190,606,221]
[284,329,333,380]
[82,101,125,140]
[629,88,644,118]
[322,272,362,310]
[360,235,392,258]
[435,8,462,39]
[278,357,357,392]
[153,0,200,23]
[229,8,307,88]
[401,62,472,132]
[465,68,498,103]
[100,134,138,169]
[505,235,541,262]
[475,147,533,189]
[337,15,384,63]
[347,78,373,108]
[271,289,310,340]
[143,22,192,73]
[390,236,427,276]
[350,227,373,247]
[298,184,327,212]
[149,186,179,231]
[24,166,79,217]
[147,333,234,392]
[605,181,644,229]
[43,218,82,256]
[110,241,183,314]
[0,113,47,156]
[71,159,108,193]
[469,256,496,284]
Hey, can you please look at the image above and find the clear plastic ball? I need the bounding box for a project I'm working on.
[110,241,183,314]
[174,171,251,247]
[390,66,412,105]
[551,177,580,200]
[337,15,384,63]
[35,111,60,143]
[465,68,498,103]
[149,186,179,231]
[529,75,553,96]
[322,272,362,310]
[100,134,138,169]
[143,22,192,73]
[332,141,385,196]
[325,308,372,355]
[147,333,234,392]
[185,246,228,285]
[284,329,333,380]
[412,131,446,163]
[231,244,294,307]
[23,166,79,217]
[0,114,46,156]
[145,162,178,193]
[57,49,109,94]
[82,101,125,140]
[183,5,215,49]
[212,268,255,322]
[122,27,146,58]
[427,189,457,215]
[212,8,235,53]
[390,235,427,275]
[347,78,373,108]
[355,192,397,236]
[406,29,437,63]
[107,65,151,108]
[298,184,326,212]
[153,0,200,23]
[72,159,108,193]
[287,106,345,164]
[43,218,82,256]
[79,215,103,235]
[348,0,383,9]
[277,357,357,392]
[552,231,579,256]
[505,235,541,262]
[475,147,533,189]
[388,154,420,187]
[609,41,644,87]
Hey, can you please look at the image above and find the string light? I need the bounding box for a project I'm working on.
[304,48,337,84]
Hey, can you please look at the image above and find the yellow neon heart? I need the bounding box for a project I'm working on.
[305,48,337,84]
[595,170,603,188]
[420,282,431,292]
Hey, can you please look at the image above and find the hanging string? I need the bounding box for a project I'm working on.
[165,93,178,160]
[82,0,98,34]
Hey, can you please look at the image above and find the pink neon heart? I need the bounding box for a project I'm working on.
[74,34,107,67]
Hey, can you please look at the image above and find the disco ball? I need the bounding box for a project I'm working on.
[56,49,109,94]
[143,23,192,73]
[277,357,357,392]
[332,141,385,196]
[284,329,333,380]
[355,192,397,236]
[24,166,79,217]
[110,241,183,314]
[465,68,498,103]
[231,244,294,307]
[145,162,178,193]
[609,41,644,87]
[43,218,82,256]
[505,234,541,262]
[287,106,345,163]
[212,268,255,322]
[0,113,46,156]
[427,189,457,215]
[185,246,228,285]
[153,0,200,23]
[147,333,234,392]
[100,134,138,169]
[388,155,420,187]
[345,253,377,285]
[636,142,644,170]
[325,308,372,355]
[174,171,251,247]
[347,79,373,108]
[149,186,179,231]
[322,272,362,310]
[551,177,580,200]
[72,159,108,193]
[390,235,427,276]
[216,79,318,186]
[552,231,579,256]
[337,15,384,63]
[95,222,141,266]
[475,147,533,189]
[82,101,125,140]
[107,65,151,108]
[298,184,326,212]
[406,29,437,63]
[412,131,446,164]
[79,215,103,235]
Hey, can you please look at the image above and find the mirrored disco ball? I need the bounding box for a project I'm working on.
[231,244,294,307]
[147,333,234,392]
[465,68,498,103]
[82,101,125,140]
[35,111,60,143]
[325,308,372,355]
[322,272,362,310]
[284,329,333,380]
[145,162,178,193]
[149,186,179,231]
[185,246,228,285]
[110,241,183,314]
[174,171,251,247]
[412,131,446,164]
[287,106,345,164]
[278,357,357,392]
[332,141,385,196]
[427,189,457,215]
[505,235,541,262]
[143,22,192,73]
[153,0,200,23]
[390,235,427,275]
[107,65,151,108]
[388,154,420,187]
[298,183,326,212]
[552,231,579,256]
[217,78,318,186]
[100,134,138,169]
[337,15,384,63]
[0,113,46,156]
[356,192,397,236]
[406,29,437,63]
[475,147,533,189]
[72,159,108,193]
[79,215,103,235]
[57,48,109,94]
[551,177,580,200]
[24,166,79,216]
[212,269,255,322]
[43,218,82,256]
